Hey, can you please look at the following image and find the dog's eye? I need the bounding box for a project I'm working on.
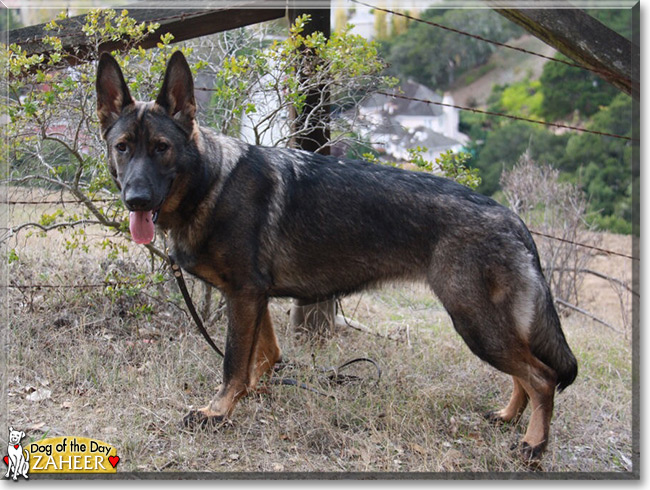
[155,142,169,153]
[115,142,128,153]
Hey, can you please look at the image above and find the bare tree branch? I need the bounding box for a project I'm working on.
[555,298,622,334]
[551,267,638,297]
[8,219,108,234]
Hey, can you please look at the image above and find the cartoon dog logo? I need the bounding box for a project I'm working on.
[4,427,29,480]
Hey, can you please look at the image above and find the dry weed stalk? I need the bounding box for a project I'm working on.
[500,151,599,311]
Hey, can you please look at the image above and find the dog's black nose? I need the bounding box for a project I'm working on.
[124,189,154,211]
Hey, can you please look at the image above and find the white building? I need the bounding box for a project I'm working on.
[355,80,468,162]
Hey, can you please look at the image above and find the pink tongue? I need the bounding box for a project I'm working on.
[129,210,155,244]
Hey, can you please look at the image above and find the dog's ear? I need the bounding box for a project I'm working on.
[20,432,24,439]
[8,426,13,432]
[96,53,134,135]
[155,51,196,133]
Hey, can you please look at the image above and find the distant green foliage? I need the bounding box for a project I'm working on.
[464,86,634,234]
[586,9,633,40]
[494,78,544,119]
[379,9,522,90]
[367,147,480,190]
[539,53,619,121]
[468,122,569,196]
[566,93,634,232]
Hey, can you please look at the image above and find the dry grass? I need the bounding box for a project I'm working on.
[2,191,636,477]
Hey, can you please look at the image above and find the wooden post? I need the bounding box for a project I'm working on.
[286,7,338,336]
[287,7,331,154]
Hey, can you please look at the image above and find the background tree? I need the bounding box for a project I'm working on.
[373,4,389,41]
[565,93,633,234]
[539,53,619,121]
[379,9,522,89]
[462,70,633,234]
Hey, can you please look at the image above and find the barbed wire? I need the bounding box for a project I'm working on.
[350,0,614,79]
[6,191,637,262]
[374,90,635,142]
[4,281,153,290]
[529,230,638,261]
[6,199,119,205]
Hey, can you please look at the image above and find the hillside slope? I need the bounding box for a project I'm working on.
[449,34,556,107]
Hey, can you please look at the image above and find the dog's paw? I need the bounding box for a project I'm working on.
[182,409,226,430]
[508,440,545,470]
[484,409,523,427]
[484,410,504,424]
[521,441,546,461]
[484,410,515,426]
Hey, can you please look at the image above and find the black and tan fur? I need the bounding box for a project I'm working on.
[96,51,577,460]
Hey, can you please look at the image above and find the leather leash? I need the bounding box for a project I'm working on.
[167,255,381,396]
[168,255,225,358]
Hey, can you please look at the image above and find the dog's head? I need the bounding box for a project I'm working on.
[96,51,199,244]
[8,427,24,445]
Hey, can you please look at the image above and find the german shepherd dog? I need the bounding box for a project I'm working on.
[96,51,577,460]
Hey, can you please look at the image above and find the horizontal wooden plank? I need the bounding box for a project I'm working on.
[3,6,285,62]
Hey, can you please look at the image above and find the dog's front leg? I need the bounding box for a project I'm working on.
[9,456,18,480]
[183,291,268,428]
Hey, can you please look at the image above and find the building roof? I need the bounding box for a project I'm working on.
[399,127,461,152]
[361,80,443,117]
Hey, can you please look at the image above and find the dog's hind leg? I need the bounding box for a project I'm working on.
[514,359,557,460]
[439,296,558,460]
[486,376,529,424]
[183,291,271,428]
[484,367,556,460]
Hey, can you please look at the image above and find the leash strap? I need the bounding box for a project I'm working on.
[167,256,381,395]
[168,255,225,358]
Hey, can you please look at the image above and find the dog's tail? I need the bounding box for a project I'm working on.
[529,284,578,392]
[516,223,578,392]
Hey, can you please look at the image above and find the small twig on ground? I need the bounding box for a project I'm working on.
[335,314,404,343]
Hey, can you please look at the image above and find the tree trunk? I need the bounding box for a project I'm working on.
[286,6,337,336]
[289,297,338,336]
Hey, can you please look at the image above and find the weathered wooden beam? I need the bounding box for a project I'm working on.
[3,6,285,62]
[493,7,639,100]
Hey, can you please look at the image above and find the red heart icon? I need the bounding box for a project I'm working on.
[13,445,19,449]
[108,455,120,468]
[3,456,8,466]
